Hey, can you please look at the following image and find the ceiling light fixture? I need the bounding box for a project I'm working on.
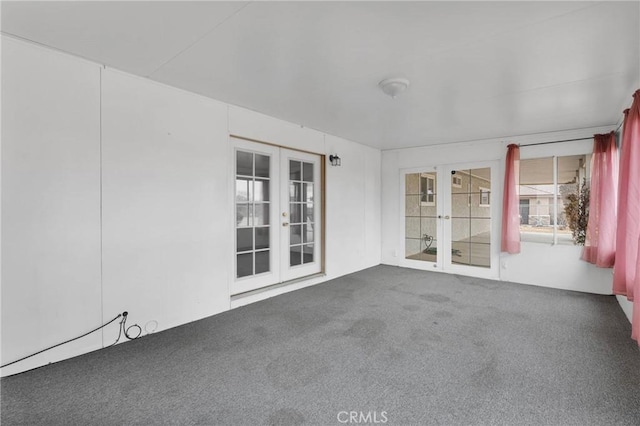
[378,77,410,99]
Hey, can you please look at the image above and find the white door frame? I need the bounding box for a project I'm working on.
[442,160,500,279]
[399,160,500,279]
[230,137,323,295]
[279,148,323,282]
[399,165,443,272]
[232,138,282,294]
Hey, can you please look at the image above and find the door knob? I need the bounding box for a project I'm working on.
[282,222,289,227]
[444,215,450,220]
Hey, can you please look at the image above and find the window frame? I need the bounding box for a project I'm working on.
[518,139,594,245]
[479,186,490,207]
[420,174,436,206]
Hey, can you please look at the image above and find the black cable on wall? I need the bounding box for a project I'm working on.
[1,311,141,369]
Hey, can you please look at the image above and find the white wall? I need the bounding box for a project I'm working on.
[617,296,633,323]
[324,134,381,278]
[500,243,613,294]
[381,126,617,294]
[1,38,102,375]
[101,70,231,339]
[1,37,382,376]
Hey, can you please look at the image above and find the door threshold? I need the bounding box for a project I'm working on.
[230,272,326,300]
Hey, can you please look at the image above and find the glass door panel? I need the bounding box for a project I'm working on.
[287,160,316,266]
[449,167,492,269]
[232,139,323,293]
[404,171,439,264]
[402,162,497,278]
[234,145,278,287]
[280,149,322,282]
[232,139,282,294]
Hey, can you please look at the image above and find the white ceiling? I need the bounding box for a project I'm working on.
[2,1,639,150]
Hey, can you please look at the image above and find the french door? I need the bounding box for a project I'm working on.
[401,161,499,279]
[232,137,323,294]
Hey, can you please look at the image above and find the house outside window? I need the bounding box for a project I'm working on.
[519,154,590,245]
[420,174,435,206]
[479,187,490,207]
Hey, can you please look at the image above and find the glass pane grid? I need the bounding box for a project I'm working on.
[450,168,491,269]
[404,172,438,262]
[235,149,272,279]
[287,161,316,267]
[519,156,586,245]
[236,151,321,278]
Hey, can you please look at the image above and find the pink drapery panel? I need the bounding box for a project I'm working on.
[613,109,633,297]
[612,90,640,342]
[582,132,618,267]
[501,144,520,254]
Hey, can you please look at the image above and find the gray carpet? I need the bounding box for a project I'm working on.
[2,265,640,425]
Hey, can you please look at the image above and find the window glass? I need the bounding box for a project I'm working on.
[405,172,438,263]
[519,154,589,245]
[235,150,271,278]
[420,175,436,205]
[236,151,253,176]
[520,157,554,243]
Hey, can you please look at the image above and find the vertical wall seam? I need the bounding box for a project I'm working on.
[322,134,327,276]
[552,155,558,245]
[99,66,104,347]
[227,105,232,309]
[364,147,368,266]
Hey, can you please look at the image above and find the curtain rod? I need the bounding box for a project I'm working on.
[519,137,593,147]
[520,121,623,148]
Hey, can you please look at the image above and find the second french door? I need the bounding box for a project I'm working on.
[401,161,499,279]
[233,138,323,294]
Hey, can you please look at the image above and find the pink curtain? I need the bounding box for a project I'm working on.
[582,132,618,267]
[501,144,520,254]
[612,90,640,342]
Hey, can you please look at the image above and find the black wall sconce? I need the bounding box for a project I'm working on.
[329,154,341,167]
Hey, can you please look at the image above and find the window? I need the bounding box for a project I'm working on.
[479,187,490,207]
[452,175,462,188]
[519,154,590,245]
[420,174,435,206]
